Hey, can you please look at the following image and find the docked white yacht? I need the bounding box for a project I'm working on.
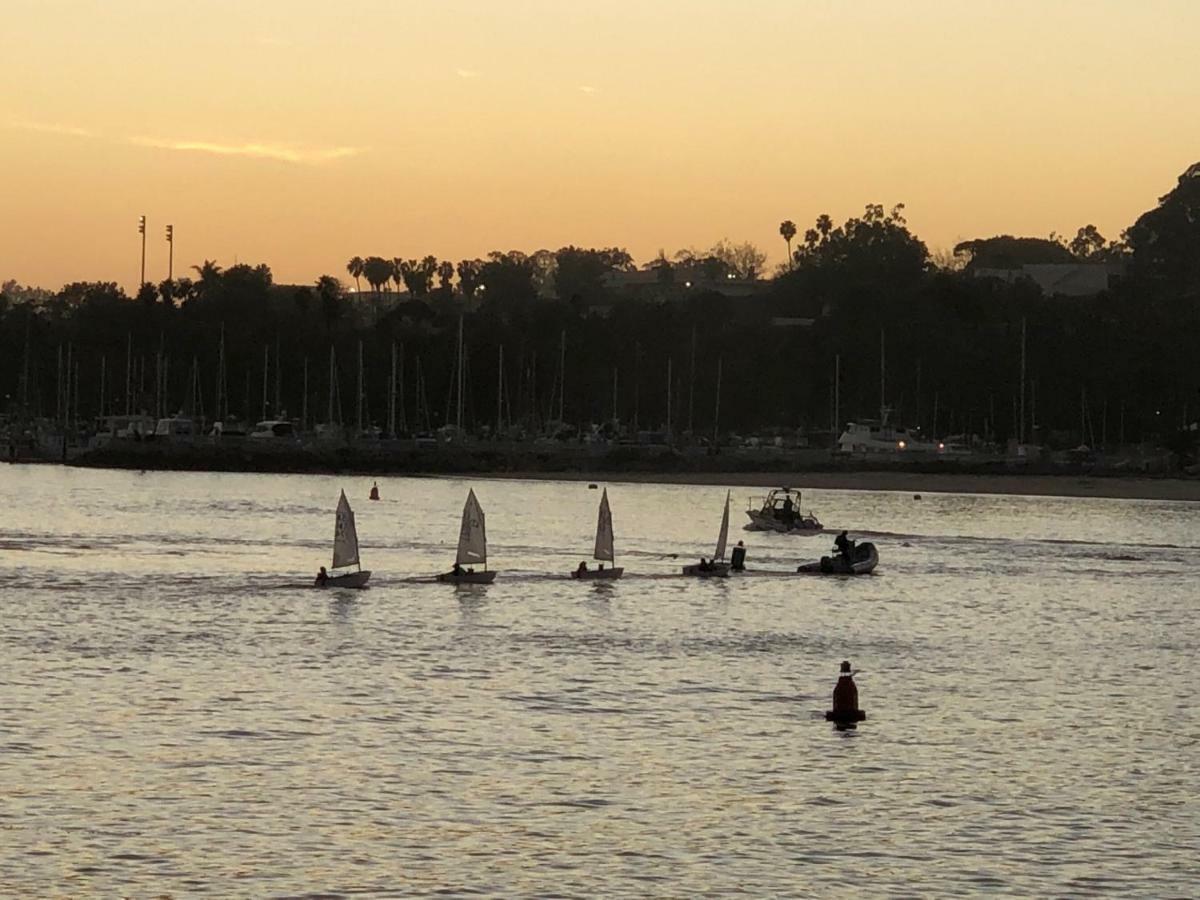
[836,408,943,455]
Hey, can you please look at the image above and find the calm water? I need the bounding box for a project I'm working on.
[1,465,1197,897]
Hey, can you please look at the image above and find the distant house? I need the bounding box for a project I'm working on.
[973,262,1124,297]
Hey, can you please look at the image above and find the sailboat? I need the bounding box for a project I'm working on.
[682,490,732,577]
[572,488,624,580]
[437,488,498,584]
[319,490,371,588]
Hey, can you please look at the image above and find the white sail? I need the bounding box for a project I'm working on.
[456,488,488,566]
[593,488,615,562]
[714,490,731,562]
[332,489,360,569]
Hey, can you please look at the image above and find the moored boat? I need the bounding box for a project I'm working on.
[744,487,822,533]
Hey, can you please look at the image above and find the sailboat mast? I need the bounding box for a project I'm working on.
[261,344,269,421]
[666,357,672,438]
[302,356,309,431]
[497,344,504,435]
[558,328,566,424]
[356,339,364,434]
[327,345,335,428]
[688,325,696,433]
[713,357,723,444]
[611,366,618,426]
[456,315,464,432]
[879,329,886,418]
[1019,316,1027,445]
[834,353,841,438]
[389,341,397,436]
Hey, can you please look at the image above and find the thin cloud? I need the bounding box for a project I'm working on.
[129,136,366,165]
[456,68,481,79]
[5,119,95,137]
[256,35,293,47]
[578,85,599,95]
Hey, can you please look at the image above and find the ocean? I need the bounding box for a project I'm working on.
[2,465,1197,897]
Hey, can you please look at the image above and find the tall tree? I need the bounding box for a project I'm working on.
[346,256,364,294]
[779,220,797,269]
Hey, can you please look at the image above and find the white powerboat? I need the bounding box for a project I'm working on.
[744,487,822,533]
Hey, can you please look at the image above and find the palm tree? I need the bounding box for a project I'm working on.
[779,220,797,270]
[346,256,364,294]
[391,257,405,294]
[191,259,223,299]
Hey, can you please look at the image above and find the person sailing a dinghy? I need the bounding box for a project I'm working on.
[315,566,329,587]
[834,530,855,561]
[451,562,465,577]
[575,561,589,577]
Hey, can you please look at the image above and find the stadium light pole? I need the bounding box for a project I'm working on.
[166,224,174,280]
[138,215,147,287]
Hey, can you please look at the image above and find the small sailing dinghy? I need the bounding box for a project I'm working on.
[317,490,371,588]
[682,490,732,578]
[572,488,624,580]
[437,488,498,584]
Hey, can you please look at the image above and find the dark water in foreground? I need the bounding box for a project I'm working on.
[1,465,1197,897]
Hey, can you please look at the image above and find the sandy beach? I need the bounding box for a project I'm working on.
[481,469,1200,502]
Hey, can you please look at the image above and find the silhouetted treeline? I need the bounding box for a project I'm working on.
[3,163,1199,449]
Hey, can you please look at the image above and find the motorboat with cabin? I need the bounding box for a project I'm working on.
[837,407,943,455]
[744,487,822,533]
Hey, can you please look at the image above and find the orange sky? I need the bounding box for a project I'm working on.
[3,0,1198,292]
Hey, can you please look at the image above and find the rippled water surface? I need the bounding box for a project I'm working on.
[2,465,1198,896]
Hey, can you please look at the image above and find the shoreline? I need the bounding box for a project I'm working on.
[8,451,1196,502]
[471,470,1200,502]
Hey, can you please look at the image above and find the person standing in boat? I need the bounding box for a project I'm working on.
[730,540,746,571]
[781,495,795,527]
[832,661,859,716]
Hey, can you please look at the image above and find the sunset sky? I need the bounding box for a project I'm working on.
[3,0,1198,292]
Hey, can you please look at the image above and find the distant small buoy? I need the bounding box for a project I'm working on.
[369,481,380,501]
[588,483,598,490]
[913,493,922,500]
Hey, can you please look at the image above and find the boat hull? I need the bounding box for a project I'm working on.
[744,511,823,534]
[797,542,878,575]
[319,570,371,588]
[681,562,731,578]
[572,567,624,580]
[436,570,497,584]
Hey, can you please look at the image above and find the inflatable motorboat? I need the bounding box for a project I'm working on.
[797,541,879,575]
